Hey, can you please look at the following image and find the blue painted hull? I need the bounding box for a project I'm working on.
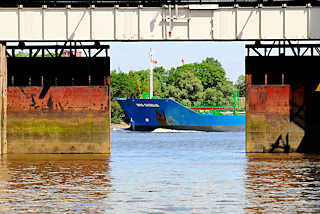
[116,98,246,132]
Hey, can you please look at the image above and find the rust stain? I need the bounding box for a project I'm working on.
[246,85,302,153]
[7,86,110,154]
[247,85,290,114]
[8,86,107,113]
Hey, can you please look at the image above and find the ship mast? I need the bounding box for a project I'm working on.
[149,48,153,99]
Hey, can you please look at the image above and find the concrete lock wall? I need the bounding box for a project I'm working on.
[246,56,320,153]
[5,57,111,154]
[0,44,8,155]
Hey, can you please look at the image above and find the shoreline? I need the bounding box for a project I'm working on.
[111,122,130,129]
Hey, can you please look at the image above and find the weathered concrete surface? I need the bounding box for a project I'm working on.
[7,86,110,154]
[0,44,7,155]
[246,85,304,153]
[245,56,320,153]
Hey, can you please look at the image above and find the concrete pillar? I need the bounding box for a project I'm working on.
[106,70,111,154]
[6,53,110,154]
[0,44,2,155]
[0,44,7,155]
[246,85,293,152]
[245,56,305,153]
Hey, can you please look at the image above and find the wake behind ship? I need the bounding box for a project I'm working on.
[116,98,245,132]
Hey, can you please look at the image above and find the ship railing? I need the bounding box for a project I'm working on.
[189,105,246,115]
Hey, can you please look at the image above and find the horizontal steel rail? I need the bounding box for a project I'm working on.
[4,42,109,58]
[1,0,320,7]
[246,41,320,56]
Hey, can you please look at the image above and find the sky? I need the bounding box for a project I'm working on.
[106,41,248,83]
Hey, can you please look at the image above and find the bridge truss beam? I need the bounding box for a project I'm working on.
[0,5,320,41]
[1,1,320,8]
[4,42,109,58]
[246,41,320,57]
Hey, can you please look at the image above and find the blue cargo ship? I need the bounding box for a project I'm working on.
[116,98,245,132]
[116,49,245,132]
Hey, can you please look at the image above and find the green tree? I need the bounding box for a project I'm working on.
[167,71,204,105]
[111,100,127,124]
[236,74,246,97]
[203,57,222,67]
[153,66,169,98]
[174,57,226,90]
[217,81,235,105]
[194,58,226,90]
[204,88,224,106]
[110,70,138,99]
[129,70,149,95]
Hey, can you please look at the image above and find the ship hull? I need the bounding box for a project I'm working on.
[130,125,244,132]
[116,98,245,132]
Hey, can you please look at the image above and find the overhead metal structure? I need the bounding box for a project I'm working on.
[5,42,110,87]
[4,42,109,58]
[1,1,320,7]
[0,2,319,41]
[246,41,320,56]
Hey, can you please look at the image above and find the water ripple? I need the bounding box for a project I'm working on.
[0,131,319,213]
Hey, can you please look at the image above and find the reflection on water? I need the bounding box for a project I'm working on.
[0,155,111,213]
[245,154,320,213]
[0,131,320,213]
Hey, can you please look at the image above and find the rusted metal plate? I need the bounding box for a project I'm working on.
[247,85,290,114]
[8,86,107,113]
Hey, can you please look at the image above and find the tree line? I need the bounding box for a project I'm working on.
[111,57,245,123]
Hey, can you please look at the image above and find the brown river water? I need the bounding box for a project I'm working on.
[0,130,319,213]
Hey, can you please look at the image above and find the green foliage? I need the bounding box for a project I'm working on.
[15,50,60,57]
[236,74,246,97]
[194,58,226,89]
[15,51,29,57]
[111,100,128,124]
[167,71,203,103]
[173,57,226,90]
[111,70,139,99]
[204,88,224,106]
[110,57,243,123]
